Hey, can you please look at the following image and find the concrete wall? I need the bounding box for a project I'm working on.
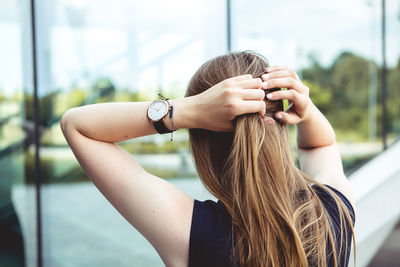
[349,141,400,267]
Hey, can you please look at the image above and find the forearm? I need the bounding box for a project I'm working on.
[296,103,336,149]
[61,75,269,143]
[61,97,197,143]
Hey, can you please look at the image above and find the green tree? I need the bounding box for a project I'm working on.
[93,77,116,103]
[302,53,331,88]
[303,80,332,114]
[299,51,380,140]
[331,52,374,109]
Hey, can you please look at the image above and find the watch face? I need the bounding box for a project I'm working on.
[148,100,168,121]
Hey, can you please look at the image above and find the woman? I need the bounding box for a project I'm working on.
[61,51,355,267]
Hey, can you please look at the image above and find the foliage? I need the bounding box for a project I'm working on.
[24,150,88,184]
[24,91,60,127]
[303,81,332,114]
[120,139,189,154]
[302,53,332,88]
[0,92,6,102]
[301,51,400,142]
[330,52,374,108]
[68,87,87,106]
[92,77,116,103]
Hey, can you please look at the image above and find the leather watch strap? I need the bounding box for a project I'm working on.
[153,119,173,134]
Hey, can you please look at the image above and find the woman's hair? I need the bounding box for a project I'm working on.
[185,51,355,267]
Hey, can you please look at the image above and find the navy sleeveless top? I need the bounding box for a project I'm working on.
[189,185,355,267]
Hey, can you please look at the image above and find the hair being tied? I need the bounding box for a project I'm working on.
[186,51,355,267]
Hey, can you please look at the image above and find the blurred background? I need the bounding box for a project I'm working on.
[0,0,399,266]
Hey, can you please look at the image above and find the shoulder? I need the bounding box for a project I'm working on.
[312,184,355,224]
[192,200,231,224]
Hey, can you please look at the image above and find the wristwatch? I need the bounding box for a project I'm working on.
[147,99,173,134]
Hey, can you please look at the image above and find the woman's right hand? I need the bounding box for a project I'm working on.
[186,74,266,132]
[261,66,313,125]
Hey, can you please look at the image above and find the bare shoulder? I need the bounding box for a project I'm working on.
[298,143,356,210]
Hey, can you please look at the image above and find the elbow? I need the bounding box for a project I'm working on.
[60,108,77,137]
[60,111,68,135]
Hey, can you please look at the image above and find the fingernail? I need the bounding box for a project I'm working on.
[265,67,271,72]
[262,74,270,80]
[266,93,272,99]
[276,113,283,120]
[262,82,269,89]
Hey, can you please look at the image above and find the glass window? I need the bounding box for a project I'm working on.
[3,0,398,265]
[386,0,400,145]
[36,0,227,266]
[0,1,37,266]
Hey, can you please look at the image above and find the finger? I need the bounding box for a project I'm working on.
[238,89,265,100]
[262,77,307,94]
[274,111,301,125]
[265,65,289,72]
[238,100,266,116]
[261,69,300,81]
[236,78,262,89]
[229,74,253,81]
[266,89,305,105]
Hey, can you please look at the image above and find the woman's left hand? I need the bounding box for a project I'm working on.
[261,66,312,125]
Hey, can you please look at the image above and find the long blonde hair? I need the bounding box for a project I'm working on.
[186,51,355,266]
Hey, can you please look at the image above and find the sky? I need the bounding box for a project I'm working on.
[0,0,399,96]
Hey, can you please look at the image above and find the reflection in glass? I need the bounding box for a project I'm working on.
[386,0,400,145]
[1,0,397,265]
[0,101,26,265]
[0,1,33,266]
[36,0,226,265]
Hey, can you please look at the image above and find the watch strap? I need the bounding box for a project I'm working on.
[153,119,173,134]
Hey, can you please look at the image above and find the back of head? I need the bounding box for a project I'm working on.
[185,51,288,200]
[185,51,350,267]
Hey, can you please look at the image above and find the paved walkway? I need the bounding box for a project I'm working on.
[368,220,400,267]
[12,179,214,267]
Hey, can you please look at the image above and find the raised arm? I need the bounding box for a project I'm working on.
[261,66,355,208]
[60,75,266,266]
[61,100,195,267]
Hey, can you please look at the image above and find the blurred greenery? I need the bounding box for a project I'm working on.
[24,150,86,184]
[303,51,400,141]
[19,77,193,183]
[342,153,377,175]
[303,81,332,114]
[18,53,399,147]
[0,92,6,102]
[24,149,194,184]
[2,52,399,183]
[387,59,400,133]
[120,139,189,154]
[24,91,59,127]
